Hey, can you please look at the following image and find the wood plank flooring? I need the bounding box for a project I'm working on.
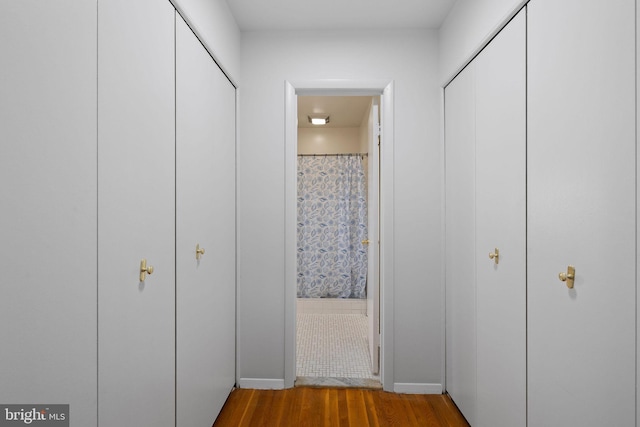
[213,387,470,427]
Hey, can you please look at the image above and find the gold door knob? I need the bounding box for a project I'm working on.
[140,258,154,282]
[362,239,370,245]
[196,244,205,260]
[559,265,575,289]
[488,248,499,264]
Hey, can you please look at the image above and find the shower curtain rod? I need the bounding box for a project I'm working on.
[297,153,368,157]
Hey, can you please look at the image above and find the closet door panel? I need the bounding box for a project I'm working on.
[528,1,636,425]
[97,1,175,425]
[444,63,476,426]
[637,2,640,424]
[175,16,236,425]
[0,2,97,424]
[474,9,526,427]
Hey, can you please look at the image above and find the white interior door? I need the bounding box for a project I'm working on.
[98,2,176,425]
[175,15,237,425]
[0,2,97,424]
[527,1,636,425]
[444,62,477,426]
[474,9,526,427]
[367,99,380,375]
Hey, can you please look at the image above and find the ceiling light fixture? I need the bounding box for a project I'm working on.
[308,115,330,125]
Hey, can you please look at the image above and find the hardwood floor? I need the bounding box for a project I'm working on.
[212,387,470,426]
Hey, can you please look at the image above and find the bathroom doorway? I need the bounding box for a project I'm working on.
[294,95,381,388]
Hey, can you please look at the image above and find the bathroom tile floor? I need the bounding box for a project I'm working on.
[296,313,380,387]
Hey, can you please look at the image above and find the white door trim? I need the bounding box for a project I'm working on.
[284,79,395,391]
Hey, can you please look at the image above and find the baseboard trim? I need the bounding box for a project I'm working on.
[238,379,441,393]
[238,378,285,390]
[393,383,442,394]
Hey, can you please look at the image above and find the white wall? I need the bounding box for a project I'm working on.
[171,0,241,83]
[298,127,362,154]
[359,102,372,181]
[438,0,525,84]
[359,99,374,154]
[238,29,442,387]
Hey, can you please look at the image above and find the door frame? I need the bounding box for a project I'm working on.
[284,79,395,391]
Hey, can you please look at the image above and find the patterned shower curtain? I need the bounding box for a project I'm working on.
[297,155,368,298]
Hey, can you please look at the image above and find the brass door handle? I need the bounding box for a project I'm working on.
[362,239,370,245]
[140,258,154,282]
[488,248,499,264]
[196,244,205,260]
[559,265,575,289]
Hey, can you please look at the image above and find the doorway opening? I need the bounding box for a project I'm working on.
[294,95,380,388]
[284,80,395,392]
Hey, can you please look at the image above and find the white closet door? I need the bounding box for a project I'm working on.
[474,9,526,427]
[97,1,176,426]
[528,1,636,426]
[175,16,236,425]
[444,62,476,426]
[637,2,640,424]
[0,2,97,424]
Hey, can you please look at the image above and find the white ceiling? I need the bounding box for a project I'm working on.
[225,0,456,32]
[298,96,373,128]
[230,0,457,128]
